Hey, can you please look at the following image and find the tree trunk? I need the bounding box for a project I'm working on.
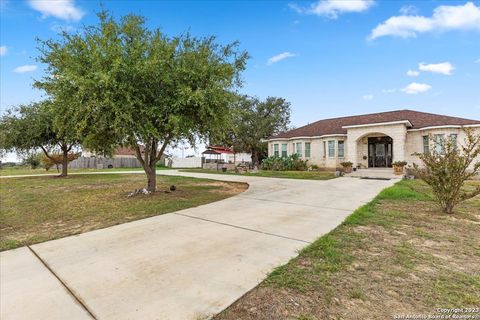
[444,203,454,214]
[251,150,259,168]
[60,147,68,177]
[145,165,157,192]
[132,138,170,194]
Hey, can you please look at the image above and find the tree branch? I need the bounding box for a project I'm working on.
[156,137,170,161]
[133,143,146,168]
[39,145,55,161]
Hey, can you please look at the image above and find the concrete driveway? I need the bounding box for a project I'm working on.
[1,171,396,320]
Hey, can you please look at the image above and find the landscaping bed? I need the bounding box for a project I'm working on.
[0,174,247,251]
[180,169,336,180]
[215,180,480,319]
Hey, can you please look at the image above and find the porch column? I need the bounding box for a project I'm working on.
[392,127,407,162]
[346,136,357,165]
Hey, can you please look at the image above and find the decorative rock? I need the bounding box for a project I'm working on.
[127,188,152,197]
[170,185,176,191]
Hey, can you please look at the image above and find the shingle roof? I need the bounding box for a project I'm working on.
[270,109,480,139]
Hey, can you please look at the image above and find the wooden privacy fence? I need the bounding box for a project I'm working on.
[68,157,142,169]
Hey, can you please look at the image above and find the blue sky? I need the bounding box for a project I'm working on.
[1,0,479,156]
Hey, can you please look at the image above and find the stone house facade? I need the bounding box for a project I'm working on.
[267,110,480,170]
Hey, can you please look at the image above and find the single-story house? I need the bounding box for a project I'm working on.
[266,110,480,169]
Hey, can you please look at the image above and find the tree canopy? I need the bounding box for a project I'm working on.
[216,95,291,167]
[35,11,248,191]
[0,101,79,176]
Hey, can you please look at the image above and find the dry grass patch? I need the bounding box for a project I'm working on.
[0,174,247,251]
[215,180,480,320]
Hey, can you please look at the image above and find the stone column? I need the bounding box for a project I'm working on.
[346,132,357,165]
[392,126,407,162]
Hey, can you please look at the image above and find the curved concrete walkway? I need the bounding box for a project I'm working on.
[1,170,396,320]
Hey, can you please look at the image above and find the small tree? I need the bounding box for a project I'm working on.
[0,102,79,177]
[413,128,480,214]
[22,152,42,169]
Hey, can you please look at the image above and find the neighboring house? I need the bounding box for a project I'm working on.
[267,110,480,169]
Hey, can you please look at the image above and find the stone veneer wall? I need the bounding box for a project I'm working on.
[346,123,407,166]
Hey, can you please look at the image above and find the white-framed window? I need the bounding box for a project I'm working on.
[273,144,279,157]
[305,142,311,158]
[338,141,345,158]
[422,135,429,154]
[323,141,326,158]
[434,134,445,154]
[328,140,335,158]
[281,143,288,157]
[450,133,458,149]
[295,142,303,156]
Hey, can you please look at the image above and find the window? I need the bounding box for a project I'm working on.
[305,142,311,158]
[338,141,345,158]
[422,135,429,154]
[328,140,335,158]
[295,142,303,156]
[281,143,288,157]
[450,134,458,149]
[434,134,445,154]
[323,141,326,158]
[273,144,279,157]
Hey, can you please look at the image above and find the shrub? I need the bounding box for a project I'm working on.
[413,128,480,214]
[340,161,353,168]
[41,152,80,171]
[392,161,407,167]
[261,154,308,171]
[310,164,319,170]
[22,153,42,169]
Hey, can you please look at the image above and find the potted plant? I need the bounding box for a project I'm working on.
[392,161,407,175]
[340,161,353,173]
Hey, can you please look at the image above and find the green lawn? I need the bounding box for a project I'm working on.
[181,169,336,180]
[216,180,480,319]
[0,174,246,251]
[0,166,147,176]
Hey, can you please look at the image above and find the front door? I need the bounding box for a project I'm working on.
[368,137,393,167]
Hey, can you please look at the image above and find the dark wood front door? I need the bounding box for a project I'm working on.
[368,137,393,168]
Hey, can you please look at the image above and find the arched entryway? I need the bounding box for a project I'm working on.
[367,136,393,167]
[354,132,394,168]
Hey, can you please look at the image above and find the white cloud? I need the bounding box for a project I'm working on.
[290,0,374,19]
[0,46,7,56]
[362,94,374,101]
[401,82,432,94]
[406,70,419,77]
[475,58,480,63]
[28,0,84,21]
[267,52,296,65]
[419,62,454,75]
[369,2,480,40]
[13,65,37,73]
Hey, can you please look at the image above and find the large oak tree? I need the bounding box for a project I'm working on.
[35,12,248,191]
